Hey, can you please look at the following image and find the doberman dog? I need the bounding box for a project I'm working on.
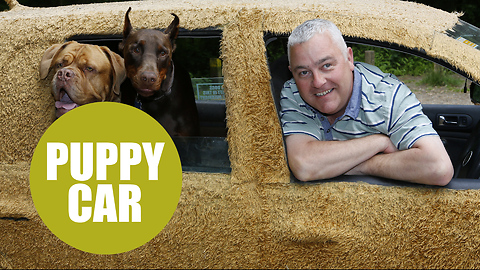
[119,8,200,137]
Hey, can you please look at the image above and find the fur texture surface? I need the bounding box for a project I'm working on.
[1,1,480,268]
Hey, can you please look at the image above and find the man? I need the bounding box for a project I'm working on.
[280,19,453,186]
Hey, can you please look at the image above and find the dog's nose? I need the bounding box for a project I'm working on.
[141,71,158,85]
[57,69,74,81]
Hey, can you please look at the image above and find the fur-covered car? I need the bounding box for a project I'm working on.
[1,0,480,268]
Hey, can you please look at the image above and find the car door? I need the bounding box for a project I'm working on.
[423,103,480,175]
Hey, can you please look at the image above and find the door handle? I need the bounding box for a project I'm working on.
[437,114,472,128]
[439,115,458,126]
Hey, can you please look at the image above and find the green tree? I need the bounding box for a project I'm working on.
[1,0,134,10]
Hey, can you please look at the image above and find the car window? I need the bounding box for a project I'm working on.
[265,35,474,106]
[174,33,225,101]
[265,33,479,183]
[347,44,472,106]
[68,29,231,173]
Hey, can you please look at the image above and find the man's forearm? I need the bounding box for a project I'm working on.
[353,137,453,186]
[286,134,395,181]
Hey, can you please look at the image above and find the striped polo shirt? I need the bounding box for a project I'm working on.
[279,62,438,150]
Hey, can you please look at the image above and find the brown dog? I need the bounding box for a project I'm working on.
[40,41,126,118]
[119,8,200,137]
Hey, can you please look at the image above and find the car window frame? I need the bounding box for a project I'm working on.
[264,32,480,188]
[67,28,231,174]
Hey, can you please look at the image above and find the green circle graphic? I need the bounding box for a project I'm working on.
[30,102,182,254]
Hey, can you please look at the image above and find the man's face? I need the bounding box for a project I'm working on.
[289,33,355,120]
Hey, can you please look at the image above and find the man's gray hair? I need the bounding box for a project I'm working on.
[287,19,348,63]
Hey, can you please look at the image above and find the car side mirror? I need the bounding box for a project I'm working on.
[470,81,480,105]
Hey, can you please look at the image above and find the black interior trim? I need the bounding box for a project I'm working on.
[296,174,480,190]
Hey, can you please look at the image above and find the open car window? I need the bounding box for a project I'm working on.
[68,29,231,173]
[265,33,480,185]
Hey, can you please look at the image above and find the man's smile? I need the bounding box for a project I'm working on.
[315,88,333,97]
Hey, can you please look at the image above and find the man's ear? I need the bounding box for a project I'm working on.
[119,7,133,54]
[347,47,355,68]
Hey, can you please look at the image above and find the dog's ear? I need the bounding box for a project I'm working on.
[165,13,180,51]
[101,46,126,97]
[119,7,133,54]
[39,41,75,79]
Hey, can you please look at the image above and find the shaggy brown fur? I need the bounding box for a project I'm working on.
[2,0,480,268]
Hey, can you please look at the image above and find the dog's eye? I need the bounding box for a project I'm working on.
[159,51,167,57]
[85,67,94,72]
[56,63,63,69]
[133,47,141,54]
